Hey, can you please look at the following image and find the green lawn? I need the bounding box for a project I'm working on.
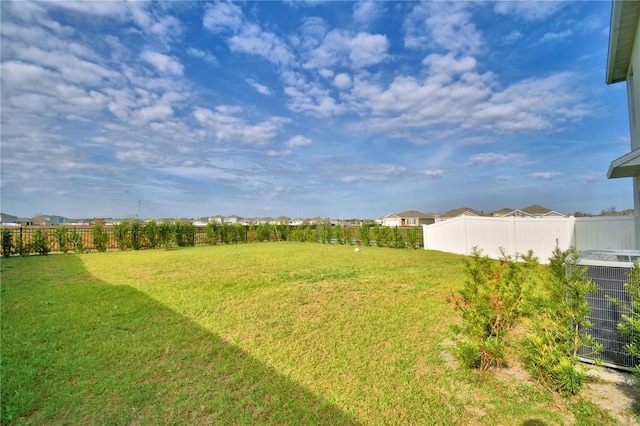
[1,243,615,425]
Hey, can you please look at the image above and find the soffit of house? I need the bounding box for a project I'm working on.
[608,147,640,178]
[607,0,640,84]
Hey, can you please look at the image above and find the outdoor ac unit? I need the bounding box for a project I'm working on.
[573,250,640,370]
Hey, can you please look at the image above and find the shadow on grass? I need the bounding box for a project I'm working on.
[1,255,361,425]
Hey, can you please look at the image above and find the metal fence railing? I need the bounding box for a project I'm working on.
[0,224,424,255]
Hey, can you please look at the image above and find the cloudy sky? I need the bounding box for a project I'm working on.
[0,1,634,220]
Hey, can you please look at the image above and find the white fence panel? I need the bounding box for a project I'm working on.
[513,217,575,260]
[574,216,636,250]
[463,217,516,259]
[422,217,467,255]
[423,216,635,263]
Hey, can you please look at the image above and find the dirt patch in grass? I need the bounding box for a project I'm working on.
[583,367,640,426]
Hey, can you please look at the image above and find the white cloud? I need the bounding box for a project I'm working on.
[229,23,294,68]
[193,106,291,146]
[405,2,482,55]
[247,79,272,96]
[530,171,561,180]
[304,29,389,70]
[494,1,566,21]
[203,2,243,33]
[353,1,384,26]
[141,51,184,76]
[187,47,218,65]
[333,73,352,90]
[284,71,346,117]
[286,135,312,147]
[339,164,407,183]
[267,149,294,157]
[349,32,389,68]
[470,152,521,165]
[422,168,444,179]
[422,53,477,75]
[541,30,573,43]
[135,104,174,123]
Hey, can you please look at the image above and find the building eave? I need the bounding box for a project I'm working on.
[606,0,640,85]
[608,148,640,178]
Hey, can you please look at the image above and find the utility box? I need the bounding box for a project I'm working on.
[572,250,640,370]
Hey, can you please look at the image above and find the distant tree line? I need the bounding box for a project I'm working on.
[1,221,423,257]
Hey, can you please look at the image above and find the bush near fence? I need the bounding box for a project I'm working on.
[0,223,423,256]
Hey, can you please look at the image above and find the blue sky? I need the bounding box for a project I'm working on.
[0,1,634,219]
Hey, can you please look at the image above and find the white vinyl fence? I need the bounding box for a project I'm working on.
[423,216,636,263]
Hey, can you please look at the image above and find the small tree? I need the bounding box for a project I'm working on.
[55,226,69,254]
[32,228,51,255]
[406,227,418,249]
[205,221,219,245]
[158,222,174,250]
[608,262,640,376]
[359,224,371,247]
[2,229,13,258]
[448,248,535,372]
[92,224,109,252]
[71,229,84,254]
[144,221,159,249]
[521,246,601,394]
[15,233,30,257]
[113,221,130,250]
[130,220,143,250]
[174,222,195,247]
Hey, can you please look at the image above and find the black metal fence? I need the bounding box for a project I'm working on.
[0,223,424,255]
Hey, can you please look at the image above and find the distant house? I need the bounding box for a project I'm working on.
[520,204,565,218]
[1,213,18,225]
[381,210,436,227]
[490,208,516,217]
[32,215,67,226]
[491,205,566,218]
[606,0,640,248]
[209,215,224,224]
[436,207,484,222]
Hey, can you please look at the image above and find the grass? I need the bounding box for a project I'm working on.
[1,242,616,425]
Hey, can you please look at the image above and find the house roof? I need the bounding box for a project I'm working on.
[395,210,436,218]
[440,207,483,218]
[520,204,551,215]
[606,0,640,84]
[491,208,515,216]
[608,147,640,178]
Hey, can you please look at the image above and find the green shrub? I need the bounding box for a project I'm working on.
[158,223,175,250]
[55,226,69,254]
[92,224,109,252]
[521,246,600,394]
[144,221,159,249]
[359,224,371,247]
[130,220,143,250]
[406,227,418,249]
[32,228,50,255]
[113,221,130,250]
[2,228,13,258]
[448,248,536,372]
[71,229,84,254]
[608,261,640,376]
[205,222,219,245]
[15,233,30,257]
[174,222,195,247]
